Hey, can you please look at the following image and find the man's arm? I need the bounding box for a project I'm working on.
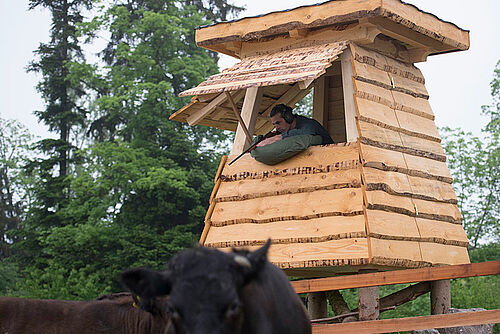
[256,134,282,147]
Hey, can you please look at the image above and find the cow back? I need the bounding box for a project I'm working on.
[0,295,169,334]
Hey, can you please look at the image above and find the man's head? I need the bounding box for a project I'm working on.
[270,104,296,133]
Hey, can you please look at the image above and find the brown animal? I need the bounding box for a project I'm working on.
[0,292,171,334]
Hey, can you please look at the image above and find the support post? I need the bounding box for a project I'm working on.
[357,269,379,322]
[231,87,263,155]
[358,286,379,321]
[431,279,451,334]
[431,279,451,314]
[307,292,327,320]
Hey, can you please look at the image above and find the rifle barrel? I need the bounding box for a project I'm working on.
[227,130,277,166]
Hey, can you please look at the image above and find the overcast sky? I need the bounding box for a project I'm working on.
[1,0,499,138]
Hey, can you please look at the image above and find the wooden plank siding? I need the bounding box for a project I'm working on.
[360,144,453,183]
[204,215,367,248]
[209,187,364,226]
[351,43,469,267]
[204,143,370,269]
[222,143,359,181]
[218,238,371,270]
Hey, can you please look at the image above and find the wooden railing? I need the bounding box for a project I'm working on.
[290,261,500,333]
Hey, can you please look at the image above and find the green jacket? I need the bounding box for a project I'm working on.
[281,115,334,145]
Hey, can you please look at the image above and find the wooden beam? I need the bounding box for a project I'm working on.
[289,28,308,38]
[299,78,315,90]
[212,90,246,120]
[291,261,500,294]
[225,91,252,145]
[260,83,301,117]
[341,48,358,142]
[366,16,447,51]
[196,0,469,53]
[312,309,500,334]
[408,47,432,63]
[187,92,228,125]
[231,87,263,155]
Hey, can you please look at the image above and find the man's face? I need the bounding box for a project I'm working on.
[271,114,292,133]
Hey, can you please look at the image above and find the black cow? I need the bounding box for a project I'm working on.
[122,240,311,334]
[0,292,171,334]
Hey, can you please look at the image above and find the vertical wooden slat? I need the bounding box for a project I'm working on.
[313,76,328,127]
[341,47,359,142]
[199,201,216,245]
[214,155,227,182]
[231,87,264,155]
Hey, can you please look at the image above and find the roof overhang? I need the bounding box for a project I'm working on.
[195,0,469,60]
[170,42,347,133]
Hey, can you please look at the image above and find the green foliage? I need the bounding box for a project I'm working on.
[5,0,243,300]
[294,90,313,118]
[0,118,37,259]
[0,259,19,294]
[12,223,196,299]
[469,242,500,263]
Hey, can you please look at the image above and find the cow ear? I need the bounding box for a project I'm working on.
[233,239,271,279]
[121,268,172,300]
[246,239,271,271]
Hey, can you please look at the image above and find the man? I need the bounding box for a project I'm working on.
[250,104,333,165]
[257,104,334,147]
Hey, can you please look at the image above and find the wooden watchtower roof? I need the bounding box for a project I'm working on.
[170,0,470,277]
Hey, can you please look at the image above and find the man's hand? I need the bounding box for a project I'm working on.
[256,134,282,147]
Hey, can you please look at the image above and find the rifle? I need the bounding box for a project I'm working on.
[228,130,279,166]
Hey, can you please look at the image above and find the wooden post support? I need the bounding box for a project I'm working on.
[431,279,451,315]
[231,87,263,155]
[308,292,328,320]
[358,270,379,321]
[358,286,379,321]
[431,279,451,334]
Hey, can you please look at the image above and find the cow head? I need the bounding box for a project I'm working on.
[121,240,271,334]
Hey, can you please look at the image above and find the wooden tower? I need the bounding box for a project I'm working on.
[170,0,470,277]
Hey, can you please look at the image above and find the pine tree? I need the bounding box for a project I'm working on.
[26,0,93,227]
